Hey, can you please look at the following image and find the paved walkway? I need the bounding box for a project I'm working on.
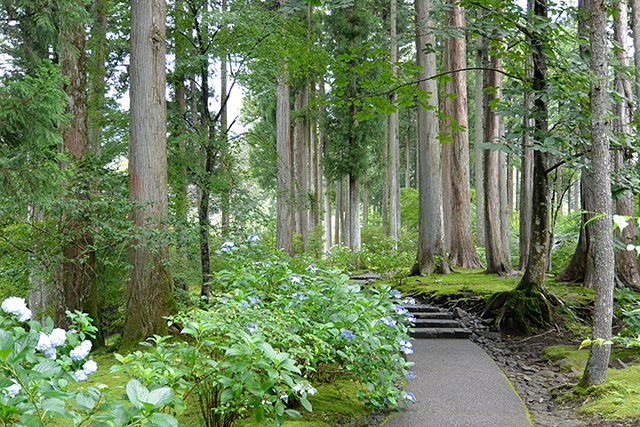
[383,339,532,427]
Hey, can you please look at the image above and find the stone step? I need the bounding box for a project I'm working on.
[412,312,454,320]
[410,327,472,339]
[412,318,462,329]
[406,305,441,313]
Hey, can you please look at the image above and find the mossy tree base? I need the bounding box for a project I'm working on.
[482,289,552,335]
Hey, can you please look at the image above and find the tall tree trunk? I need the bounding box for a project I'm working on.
[363,174,368,228]
[324,177,332,252]
[335,179,342,245]
[389,0,401,240]
[582,0,615,387]
[483,32,510,275]
[499,149,511,266]
[405,136,411,189]
[444,0,482,268]
[613,1,640,289]
[411,0,449,276]
[59,6,101,341]
[474,24,486,247]
[124,0,173,348]
[349,175,361,251]
[382,120,389,237]
[220,46,230,234]
[519,1,535,271]
[631,0,640,104]
[557,0,597,286]
[276,71,293,255]
[342,175,350,246]
[88,0,107,158]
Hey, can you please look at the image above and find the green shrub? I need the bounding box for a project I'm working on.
[114,241,416,426]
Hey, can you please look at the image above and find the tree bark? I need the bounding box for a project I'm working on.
[88,0,107,158]
[324,177,332,252]
[349,175,361,251]
[411,0,449,276]
[474,28,486,248]
[557,0,597,286]
[59,6,101,341]
[382,120,389,237]
[612,1,640,289]
[276,71,294,256]
[483,32,511,275]
[582,0,615,387]
[389,0,401,240]
[631,0,640,104]
[444,0,482,268]
[124,0,174,348]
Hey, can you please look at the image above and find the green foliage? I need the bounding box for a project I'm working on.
[0,302,177,427]
[0,63,67,211]
[113,243,415,426]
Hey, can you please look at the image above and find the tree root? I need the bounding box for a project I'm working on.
[482,289,553,335]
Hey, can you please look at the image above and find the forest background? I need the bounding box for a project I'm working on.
[0,0,637,409]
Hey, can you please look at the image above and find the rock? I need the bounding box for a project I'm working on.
[520,364,537,373]
[453,307,468,319]
[475,330,501,340]
[609,358,628,370]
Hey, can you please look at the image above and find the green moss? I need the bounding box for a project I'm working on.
[399,269,516,298]
[543,345,590,363]
[576,366,640,420]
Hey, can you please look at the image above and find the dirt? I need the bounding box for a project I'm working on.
[446,298,640,427]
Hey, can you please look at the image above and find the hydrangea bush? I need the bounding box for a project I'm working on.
[0,298,178,427]
[114,237,416,427]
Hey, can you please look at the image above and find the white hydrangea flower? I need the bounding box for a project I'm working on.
[49,328,67,347]
[1,297,31,322]
[70,340,92,361]
[5,380,21,397]
[35,332,52,352]
[291,276,302,284]
[43,347,57,360]
[75,370,88,382]
[82,360,98,376]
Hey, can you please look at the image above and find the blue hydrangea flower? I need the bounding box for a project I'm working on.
[390,290,402,299]
[291,275,302,284]
[403,392,416,402]
[380,317,397,327]
[405,371,417,380]
[221,241,234,252]
[249,296,261,304]
[306,265,318,273]
[341,329,355,339]
[246,324,258,334]
[400,339,413,354]
[325,250,331,256]
[43,347,57,360]
[247,234,260,242]
[292,292,306,301]
[220,297,229,303]
[404,297,416,306]
[240,301,248,307]
[406,314,416,324]
[395,306,408,315]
